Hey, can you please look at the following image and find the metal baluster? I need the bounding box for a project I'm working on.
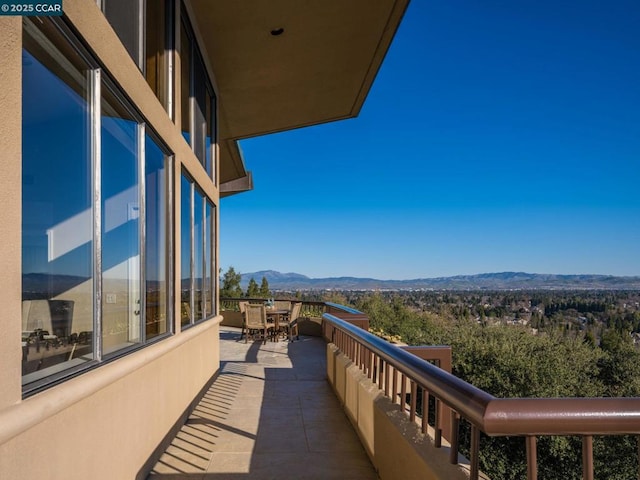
[526,436,537,480]
[583,435,594,480]
[434,397,442,447]
[373,352,378,383]
[421,388,428,434]
[392,368,398,405]
[470,425,480,480]
[450,412,460,465]
[349,336,354,361]
[410,380,417,422]
[384,360,390,397]
[637,435,640,480]
[400,373,407,414]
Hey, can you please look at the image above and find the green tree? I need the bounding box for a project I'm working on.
[323,291,350,307]
[259,276,270,298]
[246,278,259,297]
[598,329,640,397]
[583,330,597,348]
[220,266,243,298]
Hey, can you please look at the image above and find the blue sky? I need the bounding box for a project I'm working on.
[220,0,640,280]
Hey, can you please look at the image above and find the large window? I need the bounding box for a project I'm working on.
[21,18,172,393]
[180,173,216,327]
[180,10,217,182]
[102,0,172,112]
[180,174,192,326]
[22,18,94,387]
[101,87,142,356]
[145,135,170,340]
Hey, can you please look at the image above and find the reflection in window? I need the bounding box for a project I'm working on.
[180,175,216,327]
[102,0,142,67]
[204,201,215,317]
[21,18,174,393]
[145,135,169,340]
[180,11,217,182]
[180,18,191,145]
[145,0,169,110]
[205,90,216,184]
[180,174,192,326]
[193,52,207,165]
[194,188,204,320]
[101,88,141,356]
[22,20,94,387]
[102,0,170,110]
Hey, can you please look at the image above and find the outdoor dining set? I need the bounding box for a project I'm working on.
[239,300,302,343]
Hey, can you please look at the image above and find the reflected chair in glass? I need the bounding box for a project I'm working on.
[244,304,271,344]
[279,302,301,342]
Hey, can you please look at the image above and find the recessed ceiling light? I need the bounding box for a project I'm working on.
[270,28,285,36]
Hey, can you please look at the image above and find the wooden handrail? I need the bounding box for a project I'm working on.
[323,312,640,480]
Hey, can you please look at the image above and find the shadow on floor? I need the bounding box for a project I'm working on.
[144,327,378,479]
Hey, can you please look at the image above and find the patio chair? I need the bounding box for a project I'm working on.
[239,301,248,340]
[279,302,302,342]
[273,300,291,311]
[244,304,272,344]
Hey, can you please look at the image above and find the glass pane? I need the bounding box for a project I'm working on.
[103,0,142,68]
[180,175,192,325]
[101,89,141,355]
[22,21,94,386]
[193,189,204,321]
[193,53,207,167]
[180,19,191,145]
[145,0,167,108]
[145,134,168,339]
[211,203,217,315]
[205,89,215,181]
[204,201,212,317]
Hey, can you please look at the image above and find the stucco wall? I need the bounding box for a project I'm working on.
[327,343,476,480]
[0,16,22,411]
[0,319,220,479]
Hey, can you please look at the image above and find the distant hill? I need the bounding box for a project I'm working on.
[240,270,640,291]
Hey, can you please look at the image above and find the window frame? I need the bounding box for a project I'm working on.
[180,4,218,183]
[100,0,174,117]
[180,171,217,329]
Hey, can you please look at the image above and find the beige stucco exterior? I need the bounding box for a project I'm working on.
[0,17,22,411]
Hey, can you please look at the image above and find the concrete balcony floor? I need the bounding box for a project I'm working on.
[147,327,378,479]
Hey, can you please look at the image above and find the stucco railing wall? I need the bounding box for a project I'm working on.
[327,343,475,480]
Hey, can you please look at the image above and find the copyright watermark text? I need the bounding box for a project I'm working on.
[0,0,62,16]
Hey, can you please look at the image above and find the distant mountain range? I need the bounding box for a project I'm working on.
[240,270,640,291]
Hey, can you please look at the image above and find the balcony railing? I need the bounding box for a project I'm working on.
[323,311,640,480]
[220,298,640,479]
[221,297,326,318]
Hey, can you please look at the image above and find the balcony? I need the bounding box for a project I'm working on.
[147,326,378,478]
[145,301,640,480]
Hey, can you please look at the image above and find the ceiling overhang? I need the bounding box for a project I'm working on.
[187,0,410,188]
[220,171,253,198]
